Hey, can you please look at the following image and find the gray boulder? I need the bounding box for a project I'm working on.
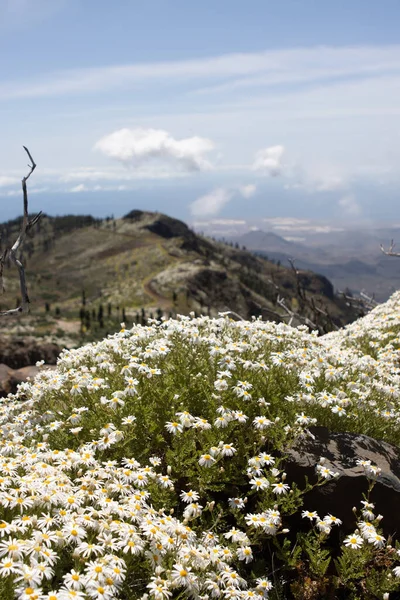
[284,426,400,538]
[0,363,56,398]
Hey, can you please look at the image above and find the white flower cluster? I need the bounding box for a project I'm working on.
[0,291,400,597]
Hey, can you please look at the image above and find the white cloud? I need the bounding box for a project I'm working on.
[190,183,257,217]
[69,184,87,193]
[263,217,310,226]
[0,175,19,187]
[338,194,361,216]
[190,188,234,217]
[253,145,284,175]
[61,166,187,182]
[285,170,347,193]
[238,183,257,198]
[94,128,214,172]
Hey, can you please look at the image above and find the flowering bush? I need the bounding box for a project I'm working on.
[2,292,400,598]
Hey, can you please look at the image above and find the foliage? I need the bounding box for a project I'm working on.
[0,293,400,598]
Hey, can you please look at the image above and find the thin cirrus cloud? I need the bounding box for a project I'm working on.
[1,45,400,101]
[94,128,215,172]
[190,184,257,217]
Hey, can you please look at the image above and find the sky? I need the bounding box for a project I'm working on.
[1,0,400,227]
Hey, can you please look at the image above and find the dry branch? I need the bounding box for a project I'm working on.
[380,239,400,257]
[0,147,42,317]
[277,295,318,330]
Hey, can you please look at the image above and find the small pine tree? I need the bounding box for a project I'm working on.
[98,304,104,323]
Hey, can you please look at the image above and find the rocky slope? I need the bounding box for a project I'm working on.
[0,210,359,332]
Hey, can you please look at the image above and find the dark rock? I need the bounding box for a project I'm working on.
[145,216,191,240]
[0,363,13,396]
[123,210,208,253]
[0,364,57,398]
[298,272,334,299]
[0,339,61,369]
[123,210,193,240]
[122,209,145,222]
[284,426,400,539]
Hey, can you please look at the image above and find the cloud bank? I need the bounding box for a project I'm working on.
[94,128,214,171]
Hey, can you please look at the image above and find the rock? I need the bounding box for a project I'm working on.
[284,426,400,539]
[122,210,212,254]
[123,210,193,240]
[122,209,146,222]
[298,272,334,299]
[0,363,13,396]
[0,339,61,369]
[0,364,57,397]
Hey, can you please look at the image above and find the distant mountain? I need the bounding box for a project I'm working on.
[239,229,301,253]
[228,229,400,301]
[0,210,359,332]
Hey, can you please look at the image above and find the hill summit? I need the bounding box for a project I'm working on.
[0,209,359,332]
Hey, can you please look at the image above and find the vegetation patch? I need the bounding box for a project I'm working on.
[1,293,400,598]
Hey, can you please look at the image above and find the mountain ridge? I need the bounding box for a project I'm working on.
[0,210,360,337]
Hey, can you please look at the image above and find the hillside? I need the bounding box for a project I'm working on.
[0,211,358,344]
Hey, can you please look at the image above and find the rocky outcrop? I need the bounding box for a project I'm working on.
[148,262,261,318]
[284,426,400,539]
[0,363,57,397]
[0,339,61,370]
[298,272,334,300]
[124,210,193,240]
[122,210,214,255]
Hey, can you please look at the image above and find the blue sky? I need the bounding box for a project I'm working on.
[1,0,400,227]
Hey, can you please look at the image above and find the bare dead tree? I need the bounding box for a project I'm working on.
[288,257,306,301]
[285,258,341,332]
[0,147,42,317]
[380,239,400,257]
[339,289,378,316]
[360,290,378,309]
[277,295,318,330]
